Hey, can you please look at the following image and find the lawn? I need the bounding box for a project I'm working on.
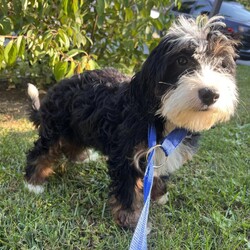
[0,65,249,250]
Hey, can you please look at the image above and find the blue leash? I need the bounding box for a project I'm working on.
[129,125,188,250]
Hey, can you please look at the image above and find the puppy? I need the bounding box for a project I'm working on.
[25,16,238,229]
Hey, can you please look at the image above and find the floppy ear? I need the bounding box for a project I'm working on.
[140,37,175,87]
[130,37,175,110]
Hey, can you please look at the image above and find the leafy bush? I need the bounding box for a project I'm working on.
[0,0,174,86]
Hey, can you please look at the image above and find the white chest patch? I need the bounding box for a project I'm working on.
[153,142,195,177]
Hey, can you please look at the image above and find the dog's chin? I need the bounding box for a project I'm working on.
[166,107,233,132]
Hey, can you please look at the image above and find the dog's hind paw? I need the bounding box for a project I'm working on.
[83,150,100,163]
[24,182,44,194]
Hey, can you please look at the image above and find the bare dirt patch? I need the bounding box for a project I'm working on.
[0,87,29,120]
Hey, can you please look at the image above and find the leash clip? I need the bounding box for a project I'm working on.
[146,144,167,169]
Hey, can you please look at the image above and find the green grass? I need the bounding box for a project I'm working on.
[0,65,249,249]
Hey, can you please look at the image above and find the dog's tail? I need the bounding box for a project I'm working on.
[27,83,41,128]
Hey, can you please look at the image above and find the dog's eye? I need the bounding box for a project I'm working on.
[221,60,228,69]
[177,56,188,66]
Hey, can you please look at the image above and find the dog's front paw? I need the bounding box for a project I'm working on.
[156,192,169,205]
[113,208,142,229]
[110,195,143,229]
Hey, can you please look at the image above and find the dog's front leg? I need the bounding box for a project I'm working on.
[108,157,144,229]
[151,176,169,205]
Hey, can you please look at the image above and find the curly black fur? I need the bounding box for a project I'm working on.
[26,65,198,227]
[26,68,169,201]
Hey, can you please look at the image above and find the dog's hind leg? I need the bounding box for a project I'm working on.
[60,138,88,163]
[25,136,61,193]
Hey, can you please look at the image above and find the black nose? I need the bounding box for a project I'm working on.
[198,88,220,106]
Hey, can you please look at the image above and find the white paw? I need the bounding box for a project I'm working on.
[25,182,44,194]
[83,150,100,163]
[147,222,152,235]
[157,192,169,205]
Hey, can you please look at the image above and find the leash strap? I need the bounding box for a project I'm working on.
[129,125,156,250]
[160,128,188,156]
[129,125,187,250]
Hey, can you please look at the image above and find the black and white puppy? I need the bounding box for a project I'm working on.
[25,16,238,229]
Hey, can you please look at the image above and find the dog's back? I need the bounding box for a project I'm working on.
[27,68,131,127]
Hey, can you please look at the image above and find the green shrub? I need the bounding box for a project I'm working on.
[0,0,174,86]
